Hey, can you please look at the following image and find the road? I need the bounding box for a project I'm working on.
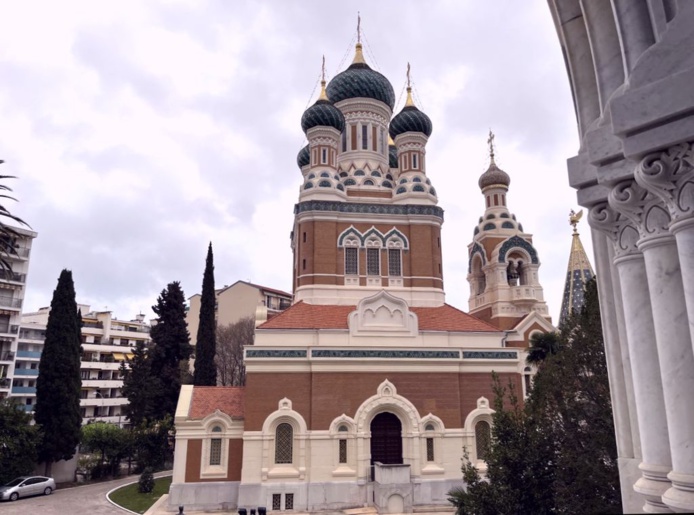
[0,471,171,515]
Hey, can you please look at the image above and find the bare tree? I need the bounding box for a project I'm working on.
[215,316,255,386]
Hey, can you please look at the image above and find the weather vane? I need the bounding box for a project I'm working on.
[569,209,583,233]
[357,12,361,44]
[487,129,496,164]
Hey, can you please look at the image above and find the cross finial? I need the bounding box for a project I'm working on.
[318,55,328,100]
[487,129,496,164]
[321,55,325,82]
[357,12,361,44]
[406,62,411,88]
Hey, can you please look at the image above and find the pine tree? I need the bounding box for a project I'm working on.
[120,340,156,427]
[34,269,82,476]
[148,281,192,420]
[193,243,217,386]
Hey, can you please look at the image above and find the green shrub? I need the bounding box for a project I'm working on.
[138,467,154,493]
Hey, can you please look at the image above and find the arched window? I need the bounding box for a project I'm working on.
[425,424,435,462]
[388,248,402,277]
[345,247,358,276]
[475,421,491,461]
[363,179,374,186]
[338,424,348,464]
[275,423,293,464]
[209,426,222,465]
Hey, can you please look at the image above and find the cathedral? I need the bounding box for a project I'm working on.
[169,36,557,513]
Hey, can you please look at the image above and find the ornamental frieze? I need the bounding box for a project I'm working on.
[294,200,444,219]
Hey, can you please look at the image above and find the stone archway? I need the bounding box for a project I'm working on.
[370,411,403,468]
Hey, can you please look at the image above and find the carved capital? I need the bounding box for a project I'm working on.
[608,179,672,242]
[588,202,640,259]
[635,142,694,223]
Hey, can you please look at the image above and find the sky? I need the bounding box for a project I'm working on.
[0,0,591,324]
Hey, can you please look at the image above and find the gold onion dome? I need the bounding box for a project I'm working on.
[326,43,396,109]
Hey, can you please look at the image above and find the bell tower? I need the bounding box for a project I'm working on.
[467,133,551,330]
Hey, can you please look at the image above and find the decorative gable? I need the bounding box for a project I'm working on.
[348,290,418,337]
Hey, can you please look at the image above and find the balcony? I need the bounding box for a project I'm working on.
[0,351,14,361]
[0,325,19,336]
[16,350,41,359]
[0,271,25,284]
[82,322,104,330]
[11,386,36,394]
[0,296,22,309]
[13,368,38,376]
[82,379,122,389]
[0,378,9,389]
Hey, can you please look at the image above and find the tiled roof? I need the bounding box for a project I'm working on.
[258,301,499,332]
[189,386,245,419]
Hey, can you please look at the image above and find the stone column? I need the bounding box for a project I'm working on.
[590,203,672,513]
[610,180,694,512]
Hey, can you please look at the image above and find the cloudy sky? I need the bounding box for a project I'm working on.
[0,0,591,324]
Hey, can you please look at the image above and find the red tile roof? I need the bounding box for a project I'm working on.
[189,386,245,419]
[258,301,499,332]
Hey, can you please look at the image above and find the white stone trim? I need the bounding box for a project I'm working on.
[348,290,418,337]
[260,398,308,481]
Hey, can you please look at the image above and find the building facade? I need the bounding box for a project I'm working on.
[16,306,151,426]
[0,226,37,401]
[170,39,552,513]
[549,2,694,512]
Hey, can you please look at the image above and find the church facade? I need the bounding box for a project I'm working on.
[169,38,551,513]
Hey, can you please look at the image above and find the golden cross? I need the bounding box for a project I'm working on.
[357,12,361,44]
[487,129,495,162]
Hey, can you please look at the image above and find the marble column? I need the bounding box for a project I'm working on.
[610,180,694,512]
[590,203,672,513]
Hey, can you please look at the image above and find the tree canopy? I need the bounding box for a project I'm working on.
[450,278,621,514]
[216,316,255,386]
[120,340,156,427]
[34,269,82,475]
[0,399,39,483]
[148,281,192,420]
[193,243,217,386]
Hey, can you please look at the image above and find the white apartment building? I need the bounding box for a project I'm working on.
[0,226,37,402]
[16,306,151,426]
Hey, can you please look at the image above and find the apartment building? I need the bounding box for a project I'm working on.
[16,306,151,426]
[0,226,37,401]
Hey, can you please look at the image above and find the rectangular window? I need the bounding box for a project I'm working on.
[209,438,222,465]
[312,149,317,165]
[403,154,409,170]
[345,248,358,275]
[412,153,418,169]
[321,148,327,164]
[367,248,380,276]
[380,128,385,154]
[351,125,357,150]
[342,131,347,152]
[426,437,434,462]
[272,494,281,511]
[362,124,368,150]
[339,439,347,464]
[285,493,294,510]
[302,232,306,243]
[388,249,402,276]
[372,126,377,151]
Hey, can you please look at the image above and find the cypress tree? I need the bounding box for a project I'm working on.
[120,340,155,427]
[148,281,192,420]
[34,269,82,476]
[193,243,217,386]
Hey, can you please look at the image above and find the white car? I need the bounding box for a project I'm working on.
[0,476,56,501]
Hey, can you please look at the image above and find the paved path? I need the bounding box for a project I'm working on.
[0,471,172,515]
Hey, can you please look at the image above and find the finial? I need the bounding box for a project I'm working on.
[405,62,414,107]
[569,209,583,233]
[388,135,395,146]
[318,55,328,100]
[487,129,496,164]
[352,13,366,64]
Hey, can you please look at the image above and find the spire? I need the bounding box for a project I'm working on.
[405,62,414,107]
[318,55,328,101]
[352,13,366,65]
[559,209,595,326]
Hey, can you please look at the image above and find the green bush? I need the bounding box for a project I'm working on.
[138,467,154,493]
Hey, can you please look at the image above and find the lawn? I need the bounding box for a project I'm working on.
[109,475,172,514]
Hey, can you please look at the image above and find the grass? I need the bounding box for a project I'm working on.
[108,475,172,514]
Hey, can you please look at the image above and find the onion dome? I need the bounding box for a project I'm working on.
[389,88,432,138]
[326,43,395,109]
[297,144,310,168]
[478,161,511,189]
[301,80,345,134]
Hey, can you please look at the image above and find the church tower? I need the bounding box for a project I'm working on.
[467,133,551,336]
[558,210,594,326]
[292,48,444,307]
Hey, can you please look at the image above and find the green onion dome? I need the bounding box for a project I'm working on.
[297,144,310,168]
[389,87,432,138]
[301,98,345,134]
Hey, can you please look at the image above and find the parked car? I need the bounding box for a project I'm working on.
[0,476,56,501]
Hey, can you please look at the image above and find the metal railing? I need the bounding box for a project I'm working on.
[0,296,22,308]
[0,271,25,283]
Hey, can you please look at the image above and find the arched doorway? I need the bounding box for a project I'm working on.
[370,412,403,480]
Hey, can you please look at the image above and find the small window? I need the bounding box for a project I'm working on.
[371,170,382,177]
[319,180,331,188]
[396,186,407,194]
[285,493,294,510]
[341,131,347,152]
[302,232,306,243]
[413,184,425,192]
[321,148,327,164]
[302,259,306,270]
[475,421,491,461]
[345,248,358,275]
[362,125,368,150]
[272,494,281,510]
[320,171,330,178]
[363,179,374,186]
[426,437,434,462]
[388,249,402,276]
[367,248,380,276]
[354,169,365,176]
[412,154,419,169]
[275,423,293,464]
[339,439,347,463]
[344,178,356,186]
[412,176,422,183]
[209,438,222,465]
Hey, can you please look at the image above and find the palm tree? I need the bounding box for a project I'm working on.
[0,161,29,274]
[526,331,561,365]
